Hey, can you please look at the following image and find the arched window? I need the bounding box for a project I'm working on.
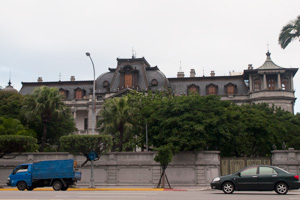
[151,79,158,86]
[187,84,199,94]
[103,81,110,88]
[225,83,236,96]
[206,84,218,95]
[254,79,261,91]
[267,79,275,90]
[227,85,235,95]
[208,85,217,95]
[281,78,289,90]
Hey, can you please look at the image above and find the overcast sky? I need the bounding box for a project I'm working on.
[1,0,300,112]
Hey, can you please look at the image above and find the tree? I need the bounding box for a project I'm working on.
[144,94,292,157]
[60,135,113,166]
[154,145,173,188]
[22,86,76,151]
[147,95,233,152]
[0,135,38,159]
[98,97,134,151]
[0,90,23,119]
[126,90,174,151]
[279,15,300,49]
[0,117,36,137]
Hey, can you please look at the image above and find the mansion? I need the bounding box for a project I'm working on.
[19,51,298,134]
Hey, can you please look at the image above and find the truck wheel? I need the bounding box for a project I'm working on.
[27,186,34,191]
[52,180,63,191]
[17,181,27,191]
[61,184,69,191]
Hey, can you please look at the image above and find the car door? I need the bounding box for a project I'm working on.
[11,164,32,186]
[235,166,259,191]
[257,166,278,190]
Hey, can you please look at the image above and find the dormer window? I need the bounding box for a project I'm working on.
[74,88,85,100]
[206,84,218,95]
[151,79,158,86]
[119,64,139,89]
[59,88,68,99]
[225,83,237,96]
[187,84,199,94]
[103,81,110,88]
[125,74,133,88]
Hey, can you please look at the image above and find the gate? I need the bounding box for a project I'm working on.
[221,157,271,176]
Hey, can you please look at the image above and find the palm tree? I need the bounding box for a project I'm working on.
[278,15,300,49]
[98,97,134,152]
[22,86,68,151]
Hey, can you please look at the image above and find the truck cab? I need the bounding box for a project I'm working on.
[7,164,33,190]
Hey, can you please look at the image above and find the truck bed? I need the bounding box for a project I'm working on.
[32,159,75,180]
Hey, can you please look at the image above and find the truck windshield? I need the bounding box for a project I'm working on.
[13,165,28,174]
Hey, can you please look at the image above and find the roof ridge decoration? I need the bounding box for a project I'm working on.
[257,51,283,70]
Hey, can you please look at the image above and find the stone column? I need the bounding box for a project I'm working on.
[249,74,253,92]
[263,74,267,90]
[73,111,77,120]
[290,73,294,91]
[277,73,281,89]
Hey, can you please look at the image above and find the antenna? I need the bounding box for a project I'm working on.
[132,47,135,58]
[8,70,12,86]
[179,61,182,72]
[203,67,205,77]
[266,41,270,51]
[59,73,61,81]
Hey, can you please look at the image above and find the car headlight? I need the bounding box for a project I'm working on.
[212,177,220,182]
[7,178,10,181]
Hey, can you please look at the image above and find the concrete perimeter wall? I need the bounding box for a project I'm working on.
[272,148,300,175]
[0,151,220,187]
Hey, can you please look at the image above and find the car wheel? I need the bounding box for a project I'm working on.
[52,180,63,191]
[222,182,235,194]
[275,182,288,195]
[17,181,27,191]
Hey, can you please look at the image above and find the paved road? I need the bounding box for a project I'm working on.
[1,190,300,200]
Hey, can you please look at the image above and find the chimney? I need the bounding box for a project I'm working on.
[37,77,43,82]
[190,69,196,77]
[70,76,75,81]
[177,71,185,78]
[248,64,253,70]
[210,71,215,77]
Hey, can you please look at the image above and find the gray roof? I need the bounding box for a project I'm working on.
[257,52,283,70]
[19,80,93,100]
[169,75,249,96]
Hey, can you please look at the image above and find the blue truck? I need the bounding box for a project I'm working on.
[7,159,81,191]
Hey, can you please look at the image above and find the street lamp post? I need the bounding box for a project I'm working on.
[86,52,96,188]
[85,52,96,135]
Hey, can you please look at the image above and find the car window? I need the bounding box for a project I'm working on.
[240,167,257,176]
[259,167,277,175]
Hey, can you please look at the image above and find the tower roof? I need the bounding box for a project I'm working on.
[3,79,18,92]
[257,51,283,69]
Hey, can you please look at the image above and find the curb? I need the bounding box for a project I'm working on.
[0,188,187,191]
